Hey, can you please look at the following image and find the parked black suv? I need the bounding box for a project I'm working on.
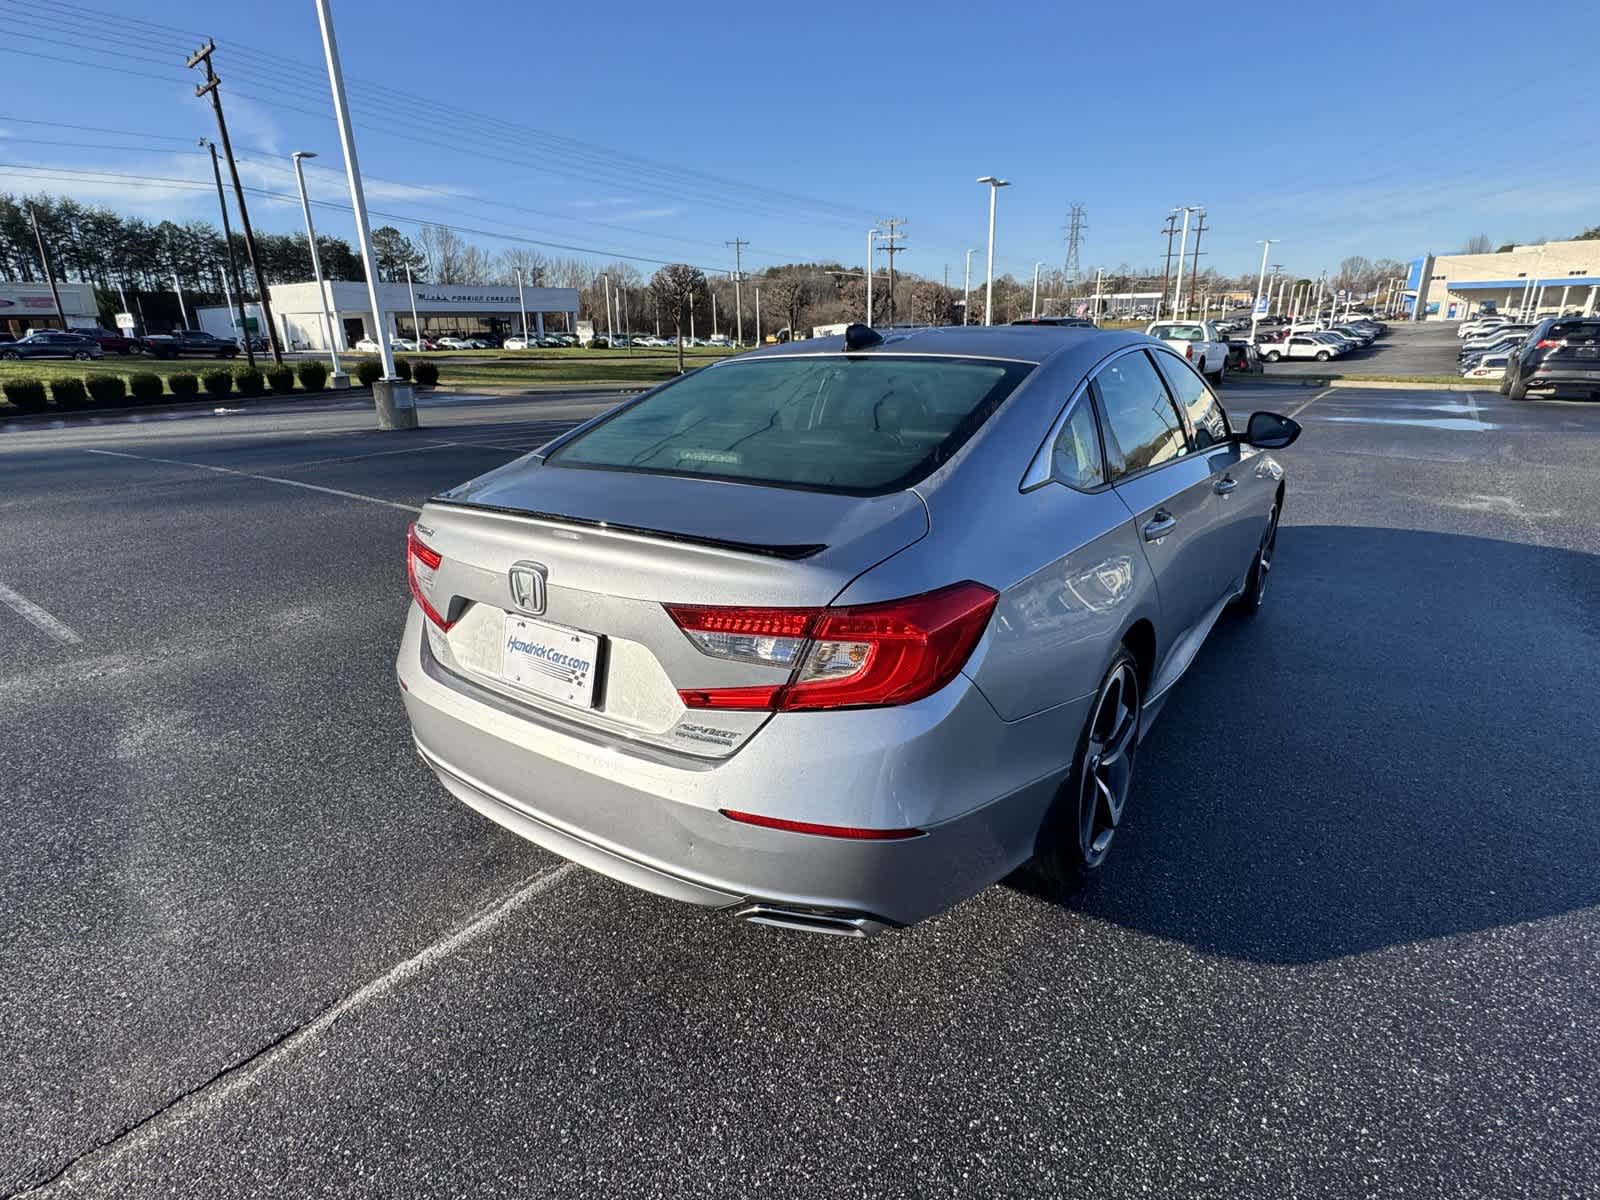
[141,329,239,359]
[1503,317,1600,400]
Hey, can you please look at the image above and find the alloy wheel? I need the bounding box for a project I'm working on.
[1254,504,1280,605]
[1079,661,1140,866]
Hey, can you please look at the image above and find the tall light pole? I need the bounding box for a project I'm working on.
[1093,268,1105,326]
[515,266,528,347]
[313,0,415,428]
[1171,206,1196,317]
[1250,238,1275,343]
[977,176,1010,325]
[291,150,346,386]
[172,272,189,330]
[865,227,880,324]
[404,262,421,352]
[1031,261,1044,319]
[963,248,974,325]
[754,285,762,346]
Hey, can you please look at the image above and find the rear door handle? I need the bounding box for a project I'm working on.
[1214,476,1238,496]
[1143,511,1178,542]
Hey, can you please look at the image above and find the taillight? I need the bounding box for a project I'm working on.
[1185,343,1194,360]
[719,809,924,840]
[666,581,998,711]
[406,523,454,630]
[1535,338,1565,350]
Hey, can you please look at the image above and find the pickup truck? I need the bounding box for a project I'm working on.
[1144,320,1231,384]
[140,329,239,359]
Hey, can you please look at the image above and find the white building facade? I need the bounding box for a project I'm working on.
[0,281,100,337]
[1407,239,1600,322]
[254,280,581,350]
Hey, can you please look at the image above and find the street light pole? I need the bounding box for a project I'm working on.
[515,266,528,347]
[1171,206,1194,318]
[313,0,415,428]
[963,248,974,326]
[1031,261,1044,318]
[291,149,345,386]
[172,272,189,329]
[865,227,880,324]
[404,261,421,354]
[1250,238,1275,343]
[754,285,762,346]
[977,176,1010,326]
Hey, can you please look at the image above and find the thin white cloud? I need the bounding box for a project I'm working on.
[573,197,632,209]
[619,207,681,220]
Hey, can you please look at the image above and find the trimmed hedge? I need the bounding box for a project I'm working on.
[296,360,328,391]
[266,364,297,394]
[355,358,383,386]
[2,376,48,412]
[392,358,412,382]
[128,372,164,404]
[85,375,126,407]
[169,372,200,397]
[200,368,233,398]
[50,377,89,410]
[412,360,439,386]
[232,366,265,397]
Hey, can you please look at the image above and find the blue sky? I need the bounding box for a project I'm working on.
[2,0,1597,283]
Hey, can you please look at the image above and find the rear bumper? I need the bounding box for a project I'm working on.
[396,607,1081,928]
[1526,365,1600,392]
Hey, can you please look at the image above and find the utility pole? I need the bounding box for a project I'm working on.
[725,238,747,346]
[204,140,255,369]
[864,228,880,324]
[26,205,68,331]
[880,217,906,327]
[1186,209,1208,314]
[1064,203,1086,281]
[188,39,283,365]
[1159,209,1179,319]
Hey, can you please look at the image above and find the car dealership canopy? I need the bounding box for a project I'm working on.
[264,280,581,350]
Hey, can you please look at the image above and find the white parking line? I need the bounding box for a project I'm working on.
[84,449,421,513]
[0,579,82,645]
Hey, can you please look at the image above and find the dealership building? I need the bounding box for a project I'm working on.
[1407,238,1600,321]
[0,281,100,338]
[195,280,581,349]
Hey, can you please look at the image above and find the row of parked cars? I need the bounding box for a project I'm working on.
[1215,314,1388,362]
[1457,312,1600,398]
[0,327,254,361]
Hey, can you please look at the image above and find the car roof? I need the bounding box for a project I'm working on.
[733,324,1152,370]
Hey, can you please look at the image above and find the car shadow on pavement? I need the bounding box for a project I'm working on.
[1061,523,1600,965]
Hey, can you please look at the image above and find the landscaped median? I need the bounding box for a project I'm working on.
[1251,371,1502,391]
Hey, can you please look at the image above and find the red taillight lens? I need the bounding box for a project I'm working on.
[668,581,998,712]
[1185,342,1194,359]
[719,809,924,839]
[1535,338,1565,350]
[406,522,454,630]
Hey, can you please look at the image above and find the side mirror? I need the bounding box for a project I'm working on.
[1243,410,1301,449]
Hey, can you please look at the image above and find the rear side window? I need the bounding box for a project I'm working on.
[1093,351,1189,478]
[1049,401,1104,490]
[1546,321,1600,343]
[1153,352,1230,450]
[547,355,1034,495]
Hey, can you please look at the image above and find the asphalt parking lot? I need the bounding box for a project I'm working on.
[4,383,1599,1198]
[1264,320,1464,378]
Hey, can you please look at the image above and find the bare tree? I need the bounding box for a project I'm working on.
[418,224,467,283]
[496,247,547,286]
[457,244,494,285]
[764,275,809,340]
[1462,233,1493,255]
[911,280,955,325]
[649,263,707,373]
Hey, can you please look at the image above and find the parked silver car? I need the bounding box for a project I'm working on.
[396,325,1299,935]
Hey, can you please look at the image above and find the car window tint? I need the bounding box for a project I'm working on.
[1154,353,1229,449]
[1050,400,1104,490]
[1094,352,1189,478]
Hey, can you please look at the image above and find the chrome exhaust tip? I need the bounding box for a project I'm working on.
[733,904,889,938]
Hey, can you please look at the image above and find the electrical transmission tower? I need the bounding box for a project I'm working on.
[1064,204,1086,281]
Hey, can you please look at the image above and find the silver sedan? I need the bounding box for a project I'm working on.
[396,325,1299,935]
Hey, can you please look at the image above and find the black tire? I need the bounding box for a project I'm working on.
[0,350,18,361]
[1315,350,1331,362]
[1264,350,1281,362]
[1508,374,1529,401]
[73,351,92,360]
[1232,501,1280,615]
[1209,361,1226,387]
[1499,373,1511,396]
[1026,647,1143,893]
[223,348,238,359]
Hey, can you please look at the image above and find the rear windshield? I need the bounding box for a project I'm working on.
[1547,321,1600,342]
[547,355,1033,495]
[1153,324,1206,341]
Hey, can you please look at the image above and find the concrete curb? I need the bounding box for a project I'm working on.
[0,386,378,425]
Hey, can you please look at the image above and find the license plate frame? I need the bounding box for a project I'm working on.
[501,615,601,709]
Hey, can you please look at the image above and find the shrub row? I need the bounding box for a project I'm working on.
[3,357,433,414]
